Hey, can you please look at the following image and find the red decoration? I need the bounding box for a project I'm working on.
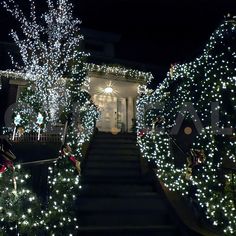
[69,156,77,166]
[69,155,81,175]
[0,165,7,173]
[61,144,81,175]
[0,160,14,173]
[138,129,146,138]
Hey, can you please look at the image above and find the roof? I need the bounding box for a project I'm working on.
[0,63,153,85]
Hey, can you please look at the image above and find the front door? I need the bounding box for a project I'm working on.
[93,95,118,132]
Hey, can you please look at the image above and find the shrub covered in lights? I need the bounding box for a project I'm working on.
[0,164,43,235]
[43,157,80,235]
[137,16,236,234]
[13,88,47,133]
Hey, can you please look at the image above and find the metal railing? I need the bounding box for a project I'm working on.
[12,133,62,143]
[20,158,58,166]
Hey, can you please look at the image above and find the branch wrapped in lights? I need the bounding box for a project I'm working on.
[2,0,99,150]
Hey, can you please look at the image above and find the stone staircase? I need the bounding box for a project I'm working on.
[77,132,183,236]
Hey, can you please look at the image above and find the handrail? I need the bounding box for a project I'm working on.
[19,158,58,166]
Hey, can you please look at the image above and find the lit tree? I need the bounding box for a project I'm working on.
[2,0,98,154]
[43,156,80,234]
[2,0,88,123]
[137,16,236,235]
[0,163,42,235]
[43,87,98,234]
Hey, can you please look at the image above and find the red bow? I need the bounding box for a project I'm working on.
[0,165,7,173]
[0,160,14,173]
[138,129,146,137]
[69,156,77,166]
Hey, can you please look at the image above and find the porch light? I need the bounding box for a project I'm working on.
[104,86,113,94]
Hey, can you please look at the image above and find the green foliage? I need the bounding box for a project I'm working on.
[0,165,43,235]
[44,157,80,235]
[136,17,236,235]
[13,86,47,132]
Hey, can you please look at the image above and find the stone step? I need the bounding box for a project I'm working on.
[82,169,141,178]
[93,139,136,145]
[90,141,139,149]
[90,144,139,152]
[77,225,180,236]
[85,161,140,169]
[89,149,140,156]
[87,154,139,161]
[79,191,159,198]
[96,132,136,139]
[77,211,172,227]
[80,176,153,185]
[80,184,154,195]
[76,195,168,212]
[93,139,137,143]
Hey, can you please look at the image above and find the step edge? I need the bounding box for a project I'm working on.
[77,225,177,231]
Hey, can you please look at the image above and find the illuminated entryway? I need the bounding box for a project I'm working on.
[88,73,141,133]
[93,95,126,132]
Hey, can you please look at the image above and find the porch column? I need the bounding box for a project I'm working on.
[127,97,134,132]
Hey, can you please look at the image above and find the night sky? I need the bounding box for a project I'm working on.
[0,0,236,71]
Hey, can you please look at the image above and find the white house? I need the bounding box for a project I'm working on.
[0,29,154,133]
[0,64,151,133]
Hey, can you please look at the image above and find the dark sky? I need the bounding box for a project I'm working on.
[77,0,236,66]
[0,0,236,69]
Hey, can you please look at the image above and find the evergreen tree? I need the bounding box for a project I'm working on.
[0,141,42,235]
[136,16,236,234]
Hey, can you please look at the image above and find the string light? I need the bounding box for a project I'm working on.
[136,16,236,234]
[0,165,43,234]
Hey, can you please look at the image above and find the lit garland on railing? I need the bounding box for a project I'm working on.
[65,100,99,157]
[42,99,98,234]
[136,16,236,234]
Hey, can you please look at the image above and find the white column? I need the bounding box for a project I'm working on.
[127,97,134,132]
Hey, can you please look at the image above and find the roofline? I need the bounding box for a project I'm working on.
[0,63,153,84]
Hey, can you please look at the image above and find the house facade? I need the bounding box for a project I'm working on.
[0,65,150,133]
[87,66,148,133]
